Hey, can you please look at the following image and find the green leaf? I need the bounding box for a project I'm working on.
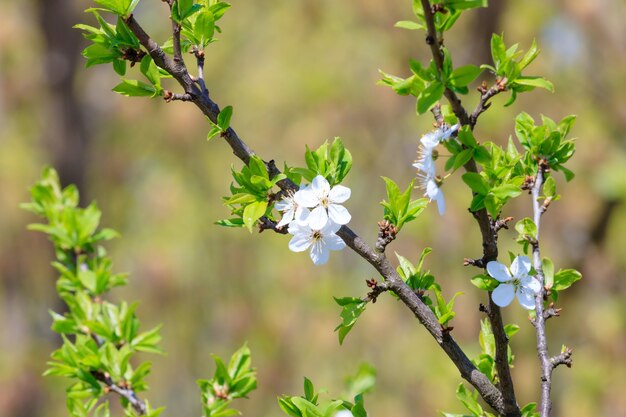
[553,269,582,291]
[449,65,483,87]
[462,172,489,195]
[218,106,233,131]
[394,20,424,30]
[515,217,537,239]
[543,176,556,197]
[513,76,554,92]
[452,148,474,170]
[470,274,499,291]
[417,82,444,114]
[242,200,268,232]
[112,79,157,97]
[455,383,483,416]
[490,183,521,199]
[443,0,488,10]
[542,257,555,289]
[334,297,367,345]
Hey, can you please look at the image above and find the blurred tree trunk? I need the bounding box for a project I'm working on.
[468,0,506,66]
[37,0,90,194]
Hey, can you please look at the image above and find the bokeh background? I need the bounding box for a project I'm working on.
[1,1,625,416]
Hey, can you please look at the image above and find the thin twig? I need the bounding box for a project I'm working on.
[92,371,147,415]
[530,165,557,417]
[469,78,507,128]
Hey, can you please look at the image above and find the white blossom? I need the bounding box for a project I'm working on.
[486,256,542,310]
[288,220,346,265]
[294,175,351,230]
[333,411,354,417]
[412,124,459,216]
[274,188,310,229]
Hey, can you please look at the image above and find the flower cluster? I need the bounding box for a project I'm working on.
[486,255,541,310]
[275,175,351,265]
[412,124,459,215]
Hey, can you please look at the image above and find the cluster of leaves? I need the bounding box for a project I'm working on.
[460,140,524,218]
[197,344,258,417]
[483,34,554,106]
[218,138,352,231]
[219,155,286,231]
[515,113,577,180]
[380,177,428,231]
[75,0,231,98]
[396,249,462,326]
[380,1,492,115]
[278,365,375,417]
[22,168,164,417]
[169,0,231,52]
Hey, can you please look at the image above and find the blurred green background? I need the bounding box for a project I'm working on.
[1,1,625,416]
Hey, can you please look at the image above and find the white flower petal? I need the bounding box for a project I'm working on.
[486,261,512,282]
[328,185,351,203]
[522,276,542,294]
[439,123,460,141]
[294,206,310,223]
[288,233,311,252]
[420,131,440,149]
[308,206,329,230]
[321,219,342,234]
[276,208,294,228]
[511,255,531,278]
[333,411,354,417]
[310,240,330,265]
[492,283,516,307]
[294,188,319,208]
[516,288,536,310]
[274,199,291,211]
[324,233,346,251]
[425,179,439,200]
[327,204,351,225]
[433,187,446,215]
[310,175,330,198]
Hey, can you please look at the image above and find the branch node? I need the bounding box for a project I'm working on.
[375,220,397,252]
[364,278,389,303]
[464,257,485,268]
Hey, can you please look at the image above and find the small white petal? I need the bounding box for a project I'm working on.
[425,179,439,200]
[294,206,310,223]
[420,131,440,149]
[486,261,512,283]
[321,219,342,235]
[522,276,542,294]
[511,255,531,278]
[327,204,351,225]
[308,206,329,230]
[276,208,294,228]
[288,233,311,252]
[310,240,330,265]
[333,411,354,417]
[433,187,446,215]
[328,185,351,203]
[294,188,319,208]
[310,175,330,198]
[324,233,346,251]
[439,123,460,141]
[492,283,516,307]
[516,288,536,310]
[274,199,291,211]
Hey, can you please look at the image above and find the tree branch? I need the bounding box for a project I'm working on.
[123,13,507,416]
[530,165,559,417]
[419,2,519,415]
